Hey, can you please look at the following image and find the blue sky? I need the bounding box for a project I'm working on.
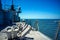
[2,0,60,19]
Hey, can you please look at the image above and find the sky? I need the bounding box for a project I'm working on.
[2,0,60,19]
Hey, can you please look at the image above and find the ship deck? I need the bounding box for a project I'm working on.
[25,30,52,40]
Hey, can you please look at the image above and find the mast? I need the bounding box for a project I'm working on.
[10,0,15,11]
[10,0,21,22]
[12,0,13,5]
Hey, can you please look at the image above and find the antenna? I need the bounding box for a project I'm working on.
[12,0,13,5]
[10,0,15,11]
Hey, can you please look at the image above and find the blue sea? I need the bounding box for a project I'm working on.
[0,19,60,40]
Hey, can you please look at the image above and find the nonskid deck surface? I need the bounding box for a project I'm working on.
[25,30,52,40]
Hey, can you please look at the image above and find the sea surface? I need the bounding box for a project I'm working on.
[0,19,60,40]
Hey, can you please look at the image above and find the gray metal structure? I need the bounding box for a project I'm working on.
[0,0,21,27]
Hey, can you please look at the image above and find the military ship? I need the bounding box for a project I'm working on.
[0,0,58,40]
